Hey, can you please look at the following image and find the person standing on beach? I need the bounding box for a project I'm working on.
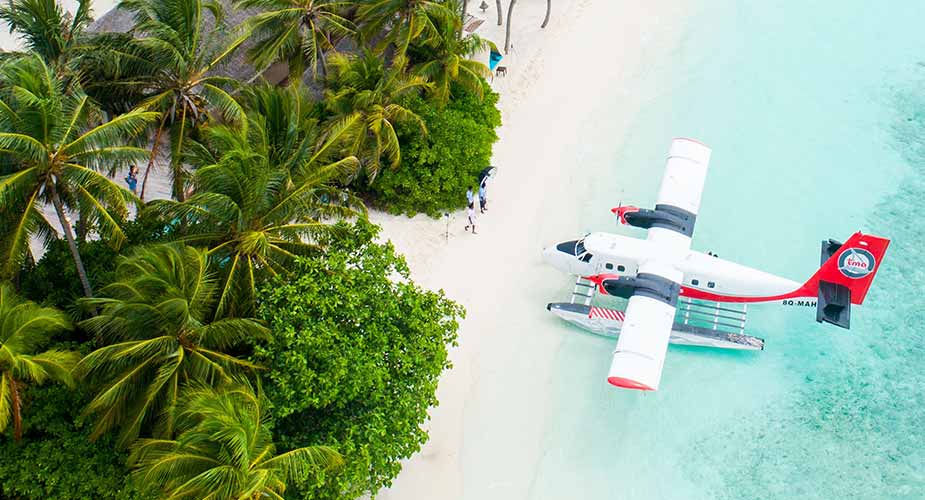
[479,177,488,213]
[125,165,138,194]
[466,186,475,206]
[464,202,477,234]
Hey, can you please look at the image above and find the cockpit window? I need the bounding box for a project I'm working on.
[556,240,578,255]
[581,253,593,263]
[575,239,586,256]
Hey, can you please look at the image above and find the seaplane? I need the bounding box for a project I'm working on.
[542,138,889,391]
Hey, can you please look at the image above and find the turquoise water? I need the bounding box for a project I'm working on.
[534,2,925,498]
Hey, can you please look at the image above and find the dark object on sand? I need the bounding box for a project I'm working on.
[479,166,498,184]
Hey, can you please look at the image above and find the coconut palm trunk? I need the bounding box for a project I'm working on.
[50,185,94,298]
[6,374,22,440]
[76,210,88,242]
[460,0,468,35]
[496,0,502,25]
[541,0,551,28]
[140,113,168,202]
[504,0,516,54]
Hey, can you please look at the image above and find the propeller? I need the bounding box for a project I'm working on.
[611,203,640,225]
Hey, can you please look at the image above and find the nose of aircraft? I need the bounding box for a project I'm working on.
[542,241,576,274]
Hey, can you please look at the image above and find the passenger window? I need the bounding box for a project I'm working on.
[708,281,715,288]
[692,279,699,286]
[617,265,625,272]
[581,253,593,263]
[605,263,613,270]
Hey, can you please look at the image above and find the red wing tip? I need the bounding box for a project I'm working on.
[673,137,710,148]
[608,376,655,391]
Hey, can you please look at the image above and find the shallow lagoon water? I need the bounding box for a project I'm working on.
[529,1,925,498]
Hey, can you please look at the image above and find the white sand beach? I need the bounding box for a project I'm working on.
[374,1,690,498]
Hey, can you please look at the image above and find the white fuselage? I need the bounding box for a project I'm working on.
[543,232,811,303]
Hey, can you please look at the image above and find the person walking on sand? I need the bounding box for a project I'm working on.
[466,186,475,206]
[478,177,488,213]
[125,165,138,194]
[464,202,477,234]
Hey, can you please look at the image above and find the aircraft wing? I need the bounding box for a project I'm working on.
[656,138,712,217]
[606,139,712,390]
[607,261,682,391]
[616,139,711,249]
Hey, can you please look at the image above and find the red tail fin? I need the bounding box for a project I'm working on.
[803,232,890,305]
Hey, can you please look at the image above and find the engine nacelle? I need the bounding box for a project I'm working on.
[622,204,696,238]
[588,273,680,306]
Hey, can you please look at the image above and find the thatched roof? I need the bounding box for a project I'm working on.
[88,0,281,84]
[88,6,133,34]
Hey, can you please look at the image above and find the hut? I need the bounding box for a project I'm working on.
[88,0,289,85]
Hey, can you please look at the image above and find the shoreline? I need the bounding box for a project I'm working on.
[374,1,692,498]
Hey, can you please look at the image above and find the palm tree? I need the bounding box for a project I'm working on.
[235,0,354,79]
[118,0,247,201]
[0,55,157,295]
[150,89,364,317]
[411,17,490,105]
[541,0,551,28]
[75,243,270,446]
[0,282,80,440]
[0,0,92,71]
[495,0,501,25]
[459,0,467,34]
[324,52,428,180]
[504,0,516,54]
[357,0,455,66]
[235,83,361,183]
[129,382,342,499]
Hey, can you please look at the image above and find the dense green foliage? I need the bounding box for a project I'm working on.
[254,221,463,499]
[129,382,341,499]
[0,284,79,439]
[0,0,92,71]
[18,238,119,310]
[357,0,454,64]
[150,84,364,318]
[0,54,156,294]
[370,82,501,216]
[410,13,491,105]
[324,52,429,182]
[17,214,170,310]
[0,385,150,500]
[0,0,487,496]
[76,244,270,446]
[234,0,355,79]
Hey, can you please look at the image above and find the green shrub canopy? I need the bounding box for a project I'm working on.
[254,222,463,499]
[369,81,501,216]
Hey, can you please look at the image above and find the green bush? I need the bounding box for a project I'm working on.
[18,239,120,312]
[0,385,149,500]
[368,82,501,216]
[253,221,464,499]
[18,212,170,311]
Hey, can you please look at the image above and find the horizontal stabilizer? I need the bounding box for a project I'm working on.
[817,280,850,329]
